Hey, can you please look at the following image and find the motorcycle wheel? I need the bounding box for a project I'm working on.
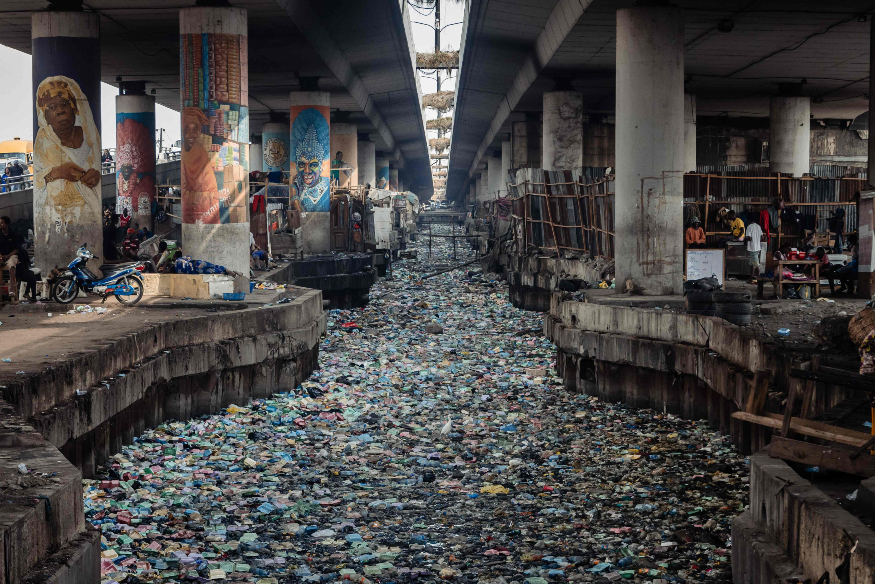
[114,275,144,306]
[52,276,80,304]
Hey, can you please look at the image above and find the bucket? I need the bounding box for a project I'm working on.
[250,282,255,292]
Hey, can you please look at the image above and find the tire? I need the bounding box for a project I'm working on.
[114,276,144,306]
[52,276,80,304]
[712,291,751,303]
[685,290,713,304]
[715,302,753,315]
[685,301,713,311]
[722,313,751,326]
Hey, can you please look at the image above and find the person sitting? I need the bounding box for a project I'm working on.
[831,233,859,295]
[135,222,152,240]
[727,210,745,241]
[685,217,706,249]
[173,251,240,278]
[152,241,175,273]
[103,214,122,263]
[250,232,268,270]
[15,244,38,302]
[121,228,140,261]
[805,247,829,279]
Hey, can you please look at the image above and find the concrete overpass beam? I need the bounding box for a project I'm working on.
[262,122,291,179]
[330,123,358,187]
[543,91,584,171]
[289,90,331,254]
[116,94,156,230]
[615,5,685,295]
[684,94,696,172]
[769,96,810,177]
[179,6,250,275]
[32,10,102,274]
[358,138,376,188]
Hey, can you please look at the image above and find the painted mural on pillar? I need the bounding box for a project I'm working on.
[290,106,330,212]
[376,164,390,189]
[180,33,249,225]
[389,170,398,191]
[263,135,289,172]
[33,76,101,238]
[116,112,155,219]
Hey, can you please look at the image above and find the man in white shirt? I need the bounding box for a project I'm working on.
[745,219,764,277]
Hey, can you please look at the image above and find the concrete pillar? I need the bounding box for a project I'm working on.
[582,123,615,167]
[500,141,511,196]
[376,157,390,189]
[512,121,528,168]
[358,139,376,188]
[684,94,696,172]
[250,142,263,173]
[389,166,399,191]
[179,6,250,275]
[32,11,102,274]
[474,175,483,205]
[769,96,810,177]
[487,155,502,199]
[542,91,583,171]
[262,121,290,179]
[615,5,685,295]
[330,123,358,187]
[861,19,875,298]
[289,91,330,254]
[116,94,156,230]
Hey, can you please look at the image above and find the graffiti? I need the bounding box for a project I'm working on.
[116,113,155,219]
[33,76,101,238]
[180,32,249,224]
[263,136,289,171]
[290,106,330,212]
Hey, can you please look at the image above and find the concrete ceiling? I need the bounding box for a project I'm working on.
[0,0,433,195]
[449,0,875,200]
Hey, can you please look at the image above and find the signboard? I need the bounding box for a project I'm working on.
[686,248,725,286]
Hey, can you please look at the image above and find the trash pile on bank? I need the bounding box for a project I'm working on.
[86,226,747,583]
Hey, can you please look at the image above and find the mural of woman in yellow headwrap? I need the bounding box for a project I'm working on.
[33,76,101,238]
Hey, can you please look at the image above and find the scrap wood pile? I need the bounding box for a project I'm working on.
[426,117,453,132]
[733,308,875,477]
[429,137,451,154]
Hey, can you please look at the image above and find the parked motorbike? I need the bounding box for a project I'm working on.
[51,244,145,306]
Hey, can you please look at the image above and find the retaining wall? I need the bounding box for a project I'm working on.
[0,287,326,584]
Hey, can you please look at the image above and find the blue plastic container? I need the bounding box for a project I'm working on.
[250,282,256,292]
[223,292,245,301]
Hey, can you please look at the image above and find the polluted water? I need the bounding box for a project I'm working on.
[86,224,748,584]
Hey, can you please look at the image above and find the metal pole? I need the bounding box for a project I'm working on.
[452,220,456,260]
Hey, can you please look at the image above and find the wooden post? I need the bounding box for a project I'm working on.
[781,376,801,438]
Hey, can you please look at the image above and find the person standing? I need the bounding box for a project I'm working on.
[832,208,846,254]
[744,219,764,276]
[9,161,24,191]
[0,216,23,303]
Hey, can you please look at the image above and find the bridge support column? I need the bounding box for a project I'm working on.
[376,157,389,189]
[389,165,399,191]
[358,138,376,188]
[32,10,102,274]
[179,6,250,275]
[769,95,810,177]
[861,19,875,298]
[487,154,502,200]
[543,91,583,171]
[615,5,685,295]
[262,121,291,181]
[501,141,511,195]
[330,123,358,188]
[684,94,696,172]
[289,91,330,254]
[116,93,156,231]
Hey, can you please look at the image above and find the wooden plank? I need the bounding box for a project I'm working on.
[781,378,800,438]
[790,367,875,392]
[745,370,770,415]
[767,436,875,478]
[731,411,870,447]
[760,412,871,442]
[800,357,818,420]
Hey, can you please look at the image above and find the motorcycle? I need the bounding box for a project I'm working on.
[51,244,145,306]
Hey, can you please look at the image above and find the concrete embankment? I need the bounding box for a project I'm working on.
[0,287,325,584]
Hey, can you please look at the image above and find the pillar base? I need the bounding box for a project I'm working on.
[182,223,251,276]
[301,212,331,254]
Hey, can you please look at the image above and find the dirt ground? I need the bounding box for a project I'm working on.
[0,292,278,384]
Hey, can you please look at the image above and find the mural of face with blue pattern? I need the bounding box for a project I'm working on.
[290,107,330,212]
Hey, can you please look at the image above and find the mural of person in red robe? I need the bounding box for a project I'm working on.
[181,107,220,224]
[116,116,155,222]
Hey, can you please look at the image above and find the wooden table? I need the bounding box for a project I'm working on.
[776,259,820,298]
